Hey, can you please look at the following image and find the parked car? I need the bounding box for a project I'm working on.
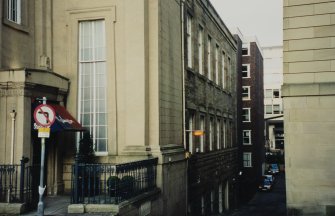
[268,163,280,174]
[259,178,272,191]
[264,174,275,184]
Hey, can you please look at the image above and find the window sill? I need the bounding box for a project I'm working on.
[3,18,29,33]
[94,152,108,157]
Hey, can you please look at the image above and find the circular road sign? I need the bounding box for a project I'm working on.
[33,104,56,127]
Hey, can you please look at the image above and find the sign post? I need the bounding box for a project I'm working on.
[33,97,55,216]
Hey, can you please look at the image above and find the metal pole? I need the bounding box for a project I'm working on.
[10,110,16,165]
[37,97,47,216]
[7,110,16,202]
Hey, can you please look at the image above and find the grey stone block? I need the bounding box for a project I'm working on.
[68,204,84,214]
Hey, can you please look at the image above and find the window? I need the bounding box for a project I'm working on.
[227,57,231,91]
[223,120,226,148]
[265,105,272,114]
[242,43,250,56]
[242,108,251,122]
[198,26,204,75]
[201,196,205,215]
[242,64,250,78]
[218,184,223,213]
[199,115,205,152]
[243,152,252,167]
[207,36,212,80]
[186,14,193,68]
[243,130,251,145]
[211,190,215,213]
[229,121,233,147]
[242,48,248,56]
[217,119,220,150]
[273,104,280,114]
[242,86,250,100]
[221,52,225,88]
[273,89,280,98]
[187,113,195,153]
[79,20,108,154]
[209,118,214,151]
[215,44,219,84]
[6,0,21,24]
[265,89,272,98]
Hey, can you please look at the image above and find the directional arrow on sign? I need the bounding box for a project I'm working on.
[33,104,56,127]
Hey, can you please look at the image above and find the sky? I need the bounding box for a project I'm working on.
[210,0,283,47]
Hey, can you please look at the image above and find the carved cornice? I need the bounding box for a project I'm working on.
[0,82,68,97]
[0,88,25,97]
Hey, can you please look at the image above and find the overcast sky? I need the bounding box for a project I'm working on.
[210,0,283,47]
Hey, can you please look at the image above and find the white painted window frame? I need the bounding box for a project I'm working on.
[7,0,21,24]
[215,44,219,85]
[221,51,225,88]
[242,64,250,78]
[199,115,205,153]
[243,130,251,145]
[243,152,252,167]
[198,25,204,75]
[78,20,108,155]
[242,86,250,100]
[187,113,194,153]
[207,35,212,80]
[186,14,193,68]
[242,108,251,122]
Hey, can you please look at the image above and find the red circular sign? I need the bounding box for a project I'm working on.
[33,104,56,127]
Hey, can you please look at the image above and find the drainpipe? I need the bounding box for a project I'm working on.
[180,0,187,214]
[10,110,16,165]
[7,110,16,202]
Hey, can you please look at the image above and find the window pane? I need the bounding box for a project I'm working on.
[242,87,249,99]
[242,109,250,122]
[265,89,272,98]
[79,20,108,153]
[273,104,280,114]
[242,48,248,55]
[273,89,280,98]
[265,105,272,114]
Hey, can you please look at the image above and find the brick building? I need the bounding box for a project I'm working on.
[183,0,239,214]
[237,34,265,203]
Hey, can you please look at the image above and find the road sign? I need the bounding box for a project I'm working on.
[33,104,56,127]
[38,127,50,138]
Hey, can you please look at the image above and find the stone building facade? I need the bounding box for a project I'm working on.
[283,0,335,215]
[183,0,239,214]
[0,0,187,215]
[263,46,284,152]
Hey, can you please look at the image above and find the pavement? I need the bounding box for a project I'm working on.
[21,196,70,216]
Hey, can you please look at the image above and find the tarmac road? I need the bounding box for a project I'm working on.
[228,172,287,216]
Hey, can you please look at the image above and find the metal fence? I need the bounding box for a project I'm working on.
[0,157,38,205]
[71,157,158,204]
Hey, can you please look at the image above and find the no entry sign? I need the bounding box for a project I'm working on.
[33,104,56,127]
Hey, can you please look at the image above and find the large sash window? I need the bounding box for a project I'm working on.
[78,20,108,154]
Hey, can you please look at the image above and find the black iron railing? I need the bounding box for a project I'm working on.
[0,157,38,205]
[71,157,158,204]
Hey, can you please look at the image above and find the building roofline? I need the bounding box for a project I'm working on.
[198,0,237,49]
